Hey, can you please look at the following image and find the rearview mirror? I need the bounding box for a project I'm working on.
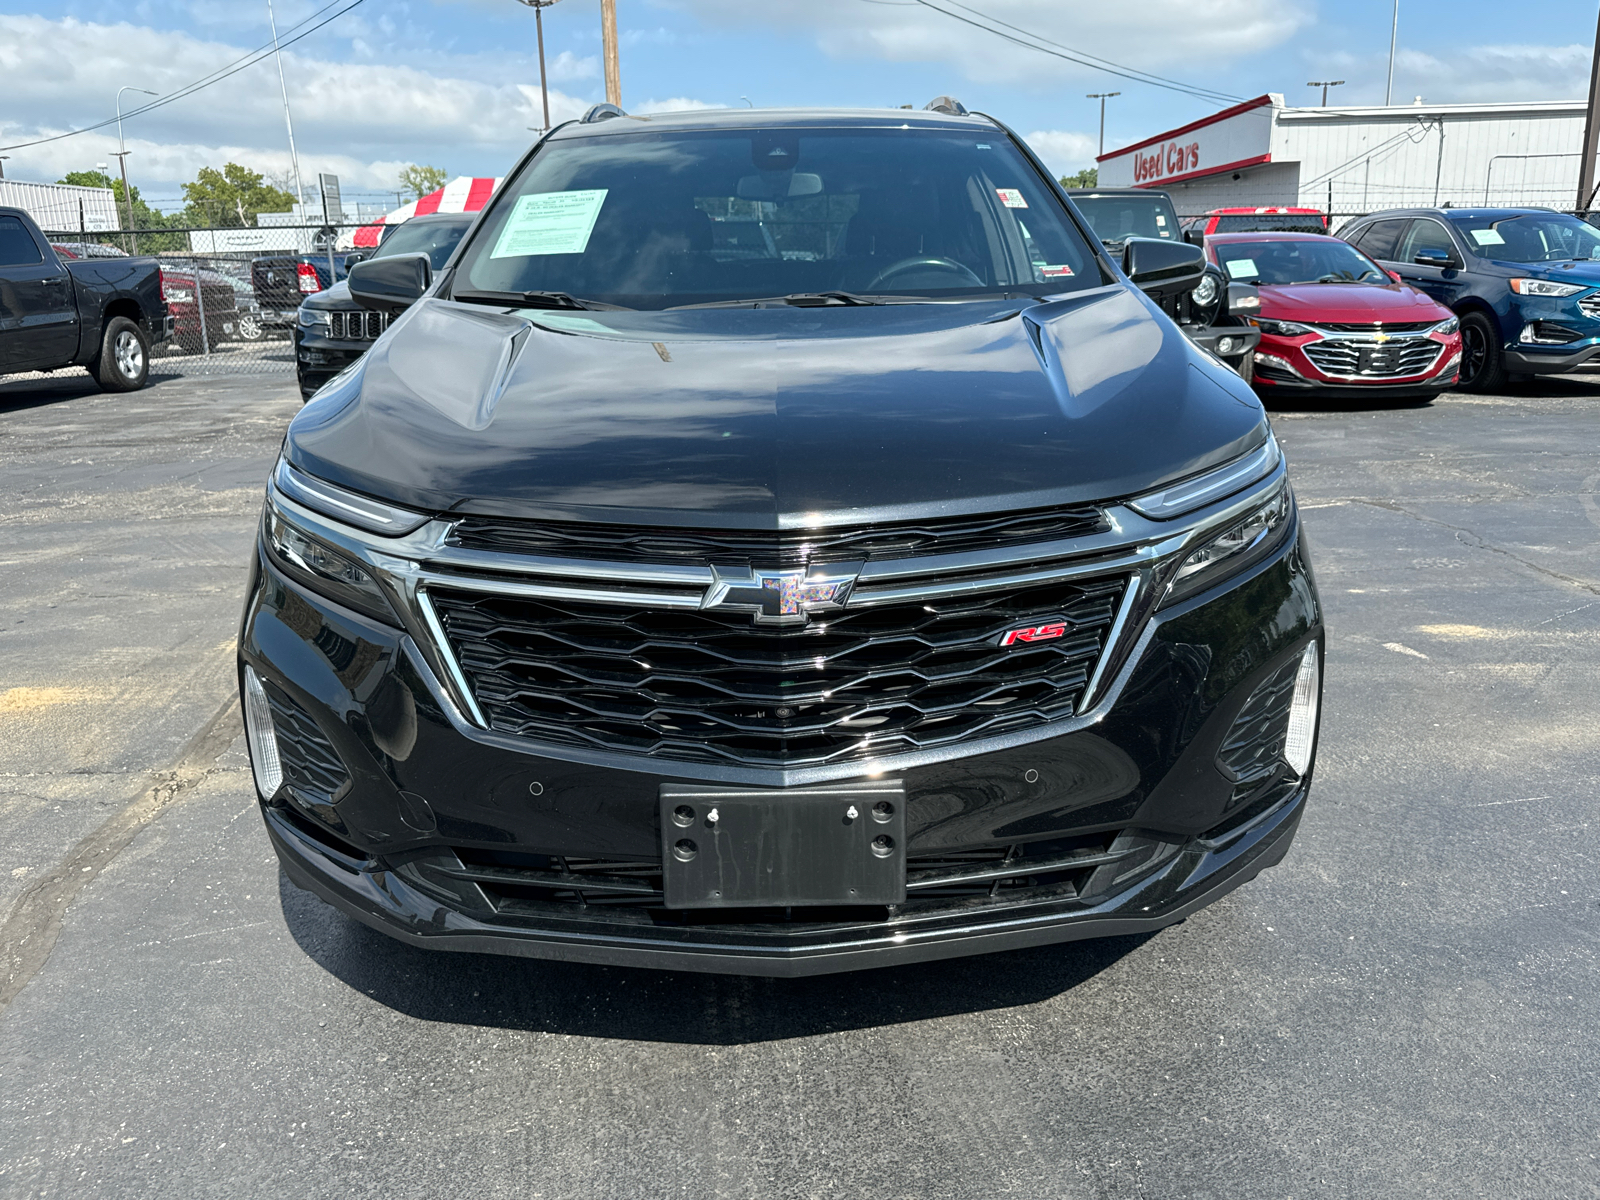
[1122,237,1205,297]
[348,252,430,312]
[736,172,823,200]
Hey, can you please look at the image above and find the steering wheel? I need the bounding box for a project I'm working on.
[865,256,985,292]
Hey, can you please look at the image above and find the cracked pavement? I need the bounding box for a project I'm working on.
[3,371,1600,1198]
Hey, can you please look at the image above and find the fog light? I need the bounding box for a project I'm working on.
[1216,336,1237,355]
[243,666,284,800]
[1284,643,1321,776]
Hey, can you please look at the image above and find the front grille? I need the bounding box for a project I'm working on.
[264,684,350,805]
[402,827,1173,917]
[1302,337,1442,379]
[1578,294,1600,319]
[328,309,389,341]
[1315,321,1436,333]
[430,574,1128,768]
[446,505,1109,567]
[1216,657,1301,807]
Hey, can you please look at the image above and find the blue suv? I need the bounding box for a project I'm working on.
[1338,207,1600,391]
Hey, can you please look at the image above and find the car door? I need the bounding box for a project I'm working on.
[1392,217,1467,307]
[1346,218,1410,273]
[0,215,78,370]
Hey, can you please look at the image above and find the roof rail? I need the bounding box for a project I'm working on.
[923,95,968,116]
[581,103,627,123]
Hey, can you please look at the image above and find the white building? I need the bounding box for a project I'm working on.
[1096,94,1593,225]
[0,178,121,233]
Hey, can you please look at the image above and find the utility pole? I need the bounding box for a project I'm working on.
[0,157,10,180]
[1307,80,1344,107]
[1385,0,1400,105]
[1087,92,1120,158]
[267,0,306,219]
[601,0,621,107]
[115,86,156,252]
[1579,4,1600,214]
[515,0,563,130]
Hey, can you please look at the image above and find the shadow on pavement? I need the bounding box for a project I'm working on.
[279,871,1158,1044]
[0,370,186,413]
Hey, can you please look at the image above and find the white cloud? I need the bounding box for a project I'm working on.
[633,97,724,115]
[0,13,595,201]
[1394,43,1593,104]
[1022,130,1099,174]
[668,0,1310,86]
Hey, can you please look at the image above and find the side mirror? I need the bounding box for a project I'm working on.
[1183,228,1206,247]
[343,251,367,267]
[349,252,430,312]
[1123,237,1205,297]
[1226,282,1261,316]
[1387,270,1403,284]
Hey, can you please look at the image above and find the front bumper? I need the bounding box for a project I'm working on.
[1504,342,1600,374]
[1253,331,1460,392]
[294,326,372,396]
[241,507,1322,975]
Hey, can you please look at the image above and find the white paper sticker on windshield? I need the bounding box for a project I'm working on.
[1155,214,1167,226]
[996,188,1028,208]
[490,189,608,258]
[1038,263,1075,278]
[1470,228,1506,246]
[1225,258,1258,279]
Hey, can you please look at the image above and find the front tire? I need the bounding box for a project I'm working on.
[1458,312,1506,393]
[91,317,150,392]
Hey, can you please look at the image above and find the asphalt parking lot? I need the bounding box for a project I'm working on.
[3,367,1599,1199]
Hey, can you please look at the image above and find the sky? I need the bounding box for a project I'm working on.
[2,0,1598,215]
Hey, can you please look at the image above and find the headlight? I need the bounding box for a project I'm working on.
[298,305,332,333]
[1508,278,1586,297]
[1431,315,1459,335]
[1162,479,1293,606]
[1252,318,1314,337]
[1192,274,1219,307]
[263,503,401,625]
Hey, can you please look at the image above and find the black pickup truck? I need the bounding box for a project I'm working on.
[250,251,361,335]
[0,207,171,390]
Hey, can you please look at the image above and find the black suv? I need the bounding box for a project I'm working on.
[239,101,1322,976]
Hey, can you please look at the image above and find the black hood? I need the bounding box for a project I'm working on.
[285,290,1267,527]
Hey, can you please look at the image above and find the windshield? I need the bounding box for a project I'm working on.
[1213,213,1326,234]
[453,127,1101,307]
[375,218,472,270]
[1212,238,1386,285]
[1071,194,1179,245]
[1450,213,1600,263]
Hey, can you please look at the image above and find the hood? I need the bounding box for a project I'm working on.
[302,280,355,310]
[1258,281,1449,325]
[285,290,1268,527]
[1496,258,1600,285]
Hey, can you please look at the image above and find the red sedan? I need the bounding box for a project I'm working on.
[1207,233,1462,397]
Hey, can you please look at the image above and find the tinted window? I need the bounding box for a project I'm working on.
[1213,238,1386,285]
[1449,212,1600,263]
[374,218,472,270]
[0,216,44,267]
[1072,194,1180,244]
[456,127,1101,307]
[1353,219,1410,261]
[1214,213,1326,234]
[1397,219,1459,264]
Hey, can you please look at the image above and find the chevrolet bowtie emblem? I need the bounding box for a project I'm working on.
[1374,332,1390,343]
[703,566,859,625]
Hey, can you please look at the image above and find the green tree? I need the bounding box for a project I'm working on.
[178,163,297,228]
[1059,167,1098,189]
[398,164,448,201]
[56,170,183,251]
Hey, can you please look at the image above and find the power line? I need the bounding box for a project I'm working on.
[0,0,367,154]
[902,0,1241,106]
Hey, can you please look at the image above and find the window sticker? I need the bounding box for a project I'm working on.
[1224,258,1258,279]
[490,189,609,258]
[1155,214,1167,227]
[976,143,992,150]
[1470,228,1506,246]
[996,188,1028,209]
[1038,264,1075,278]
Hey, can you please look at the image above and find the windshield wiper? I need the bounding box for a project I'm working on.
[670,291,895,309]
[451,289,626,311]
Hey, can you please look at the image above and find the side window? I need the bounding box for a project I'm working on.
[1397,219,1460,265]
[0,216,45,267]
[1352,218,1408,262]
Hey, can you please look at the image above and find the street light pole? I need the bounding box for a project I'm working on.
[1306,80,1345,107]
[266,0,306,216]
[515,0,563,131]
[1385,0,1400,105]
[115,86,157,253]
[1086,92,1120,158]
[1577,4,1600,214]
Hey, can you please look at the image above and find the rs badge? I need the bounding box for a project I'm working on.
[998,622,1069,647]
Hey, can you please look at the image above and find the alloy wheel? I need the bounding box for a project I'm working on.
[1460,323,1486,387]
[114,329,144,380]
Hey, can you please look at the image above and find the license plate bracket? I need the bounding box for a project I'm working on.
[659,781,906,909]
